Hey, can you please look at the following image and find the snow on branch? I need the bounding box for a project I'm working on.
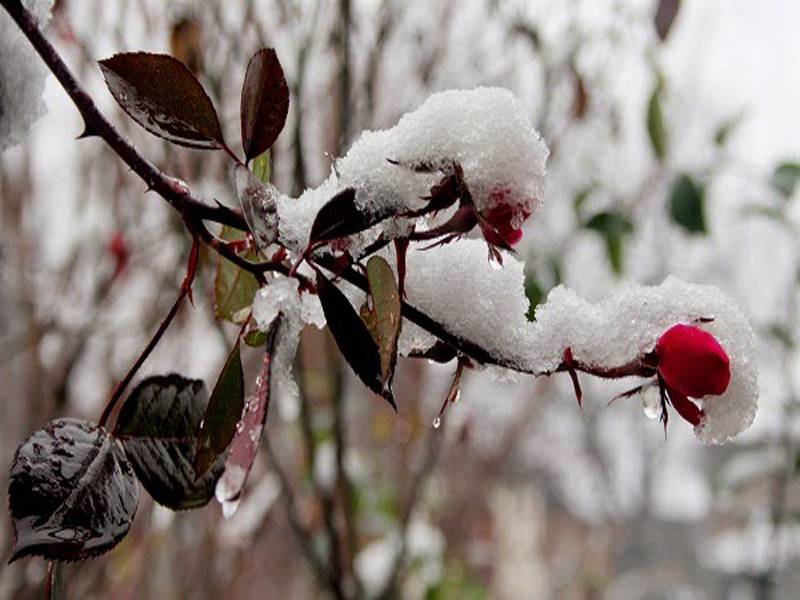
[0,0,52,151]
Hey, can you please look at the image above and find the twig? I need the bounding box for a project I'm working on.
[98,237,200,427]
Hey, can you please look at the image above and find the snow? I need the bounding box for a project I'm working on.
[272,87,549,255]
[0,0,53,152]
[251,277,304,421]
[396,238,757,443]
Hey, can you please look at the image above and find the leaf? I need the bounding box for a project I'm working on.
[215,321,279,507]
[572,186,593,218]
[366,256,402,387]
[114,375,223,510]
[654,0,680,41]
[772,162,800,198]
[8,418,139,562]
[714,112,744,146]
[669,174,706,234]
[252,149,271,183]
[524,272,545,321]
[235,164,280,250]
[309,188,390,244]
[195,341,245,478]
[316,269,395,409]
[585,211,634,275]
[214,226,260,322]
[240,48,290,162]
[99,53,224,149]
[647,78,667,162]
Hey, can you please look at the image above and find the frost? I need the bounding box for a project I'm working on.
[399,238,758,443]
[0,0,53,152]
[251,277,304,420]
[275,87,548,254]
[234,165,283,250]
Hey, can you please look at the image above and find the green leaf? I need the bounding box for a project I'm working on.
[572,186,593,218]
[585,211,634,275]
[366,256,402,388]
[714,112,744,146]
[669,174,706,234]
[114,375,223,510]
[99,53,224,149]
[194,341,245,478]
[252,149,271,183]
[772,162,800,198]
[647,78,667,162]
[524,272,545,321]
[214,226,260,323]
[766,323,794,349]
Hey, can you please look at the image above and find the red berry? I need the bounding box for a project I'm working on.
[655,324,730,399]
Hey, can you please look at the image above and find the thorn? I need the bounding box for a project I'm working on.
[76,123,99,139]
[563,347,582,408]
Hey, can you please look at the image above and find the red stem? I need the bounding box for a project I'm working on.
[98,237,200,428]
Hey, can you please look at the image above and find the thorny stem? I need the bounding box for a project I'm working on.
[0,0,247,230]
[3,0,660,405]
[98,237,200,427]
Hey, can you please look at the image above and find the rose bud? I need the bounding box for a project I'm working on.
[478,189,531,248]
[653,323,730,427]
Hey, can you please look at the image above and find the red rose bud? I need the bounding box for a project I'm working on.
[479,195,531,247]
[655,324,731,400]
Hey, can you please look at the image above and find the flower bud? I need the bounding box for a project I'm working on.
[655,324,730,399]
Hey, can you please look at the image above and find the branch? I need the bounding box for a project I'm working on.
[0,0,247,232]
[98,237,200,427]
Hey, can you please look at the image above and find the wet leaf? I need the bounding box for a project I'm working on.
[654,0,680,41]
[235,164,280,250]
[772,162,800,198]
[647,78,666,162]
[669,174,706,234]
[215,321,279,506]
[240,48,290,161]
[195,342,245,478]
[8,418,138,562]
[316,269,395,409]
[99,53,224,149]
[114,375,223,510]
[214,226,260,322]
[366,257,402,387]
[309,188,390,244]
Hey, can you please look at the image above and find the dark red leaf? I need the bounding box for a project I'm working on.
[655,0,680,41]
[99,52,224,149]
[309,188,393,244]
[9,419,138,562]
[194,341,245,478]
[114,375,223,510]
[240,48,290,161]
[215,322,279,506]
[316,269,396,409]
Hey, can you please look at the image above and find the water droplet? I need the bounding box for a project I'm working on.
[453,389,461,404]
[221,498,240,519]
[642,390,661,420]
[432,417,441,429]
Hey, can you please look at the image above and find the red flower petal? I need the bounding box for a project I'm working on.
[666,387,704,426]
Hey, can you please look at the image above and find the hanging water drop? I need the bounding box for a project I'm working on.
[221,498,241,519]
[432,417,441,429]
[642,389,661,420]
